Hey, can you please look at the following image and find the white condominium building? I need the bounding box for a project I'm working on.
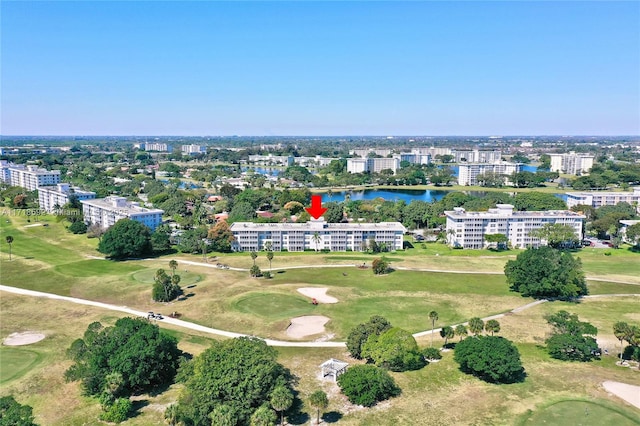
[452,149,502,163]
[350,148,394,158]
[445,204,584,249]
[81,196,164,231]
[294,156,339,168]
[0,161,61,191]
[458,162,522,186]
[549,152,594,175]
[230,218,406,252]
[38,183,96,213]
[137,142,172,152]
[181,144,207,155]
[247,154,295,166]
[566,187,640,211]
[346,157,400,174]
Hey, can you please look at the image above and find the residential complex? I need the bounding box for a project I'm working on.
[457,162,522,186]
[566,187,640,212]
[452,149,502,163]
[80,196,164,231]
[136,142,172,152]
[0,160,61,191]
[619,220,640,244]
[444,204,585,249]
[346,157,401,174]
[549,152,594,175]
[230,218,406,252]
[38,183,96,213]
[247,154,295,166]
[181,144,207,155]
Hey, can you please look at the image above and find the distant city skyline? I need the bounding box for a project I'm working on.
[1,1,639,136]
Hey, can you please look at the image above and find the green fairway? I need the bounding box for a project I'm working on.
[131,268,202,286]
[519,400,640,425]
[0,347,42,384]
[55,259,143,277]
[232,292,316,320]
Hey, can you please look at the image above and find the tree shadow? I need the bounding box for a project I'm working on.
[277,270,286,274]
[128,399,149,418]
[286,388,310,425]
[322,411,344,423]
[186,284,197,289]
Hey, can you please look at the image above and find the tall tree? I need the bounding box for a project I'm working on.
[440,326,455,346]
[454,336,525,384]
[97,219,152,260]
[270,385,293,426]
[429,311,439,347]
[455,324,468,341]
[308,391,328,426]
[0,396,38,426]
[485,319,501,336]
[250,405,277,426]
[266,250,274,270]
[613,322,632,363]
[168,260,178,277]
[5,235,13,261]
[250,251,258,266]
[312,232,321,251]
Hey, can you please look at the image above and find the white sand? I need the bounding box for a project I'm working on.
[297,287,338,303]
[3,331,45,346]
[286,316,330,338]
[23,223,43,228]
[602,381,640,409]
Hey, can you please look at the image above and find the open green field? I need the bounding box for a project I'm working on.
[518,399,640,425]
[1,211,639,424]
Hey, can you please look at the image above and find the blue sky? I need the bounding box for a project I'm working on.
[1,1,639,136]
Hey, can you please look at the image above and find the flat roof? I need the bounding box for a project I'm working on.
[445,209,585,219]
[81,197,164,215]
[230,220,406,232]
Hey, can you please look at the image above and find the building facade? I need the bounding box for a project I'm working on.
[80,196,164,231]
[452,149,502,163]
[181,144,207,155]
[0,161,61,191]
[38,183,96,213]
[247,154,295,166]
[457,162,521,186]
[549,152,594,175]
[346,157,400,174]
[230,218,406,252]
[445,204,584,249]
[566,188,640,212]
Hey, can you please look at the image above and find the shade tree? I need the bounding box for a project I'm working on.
[337,365,401,407]
[346,316,392,359]
[454,336,525,384]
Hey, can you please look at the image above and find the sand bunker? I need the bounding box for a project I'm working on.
[3,332,45,346]
[286,316,330,338]
[297,288,338,303]
[602,381,640,409]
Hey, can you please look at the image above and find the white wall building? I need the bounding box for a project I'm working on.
[350,148,394,158]
[38,183,96,213]
[247,154,295,166]
[230,218,406,252]
[0,161,61,191]
[619,220,640,244]
[346,157,400,174]
[445,204,584,249]
[452,149,502,163]
[458,162,522,186]
[138,142,172,152]
[181,144,206,155]
[81,196,164,231]
[549,152,594,175]
[566,187,640,212]
[294,156,339,168]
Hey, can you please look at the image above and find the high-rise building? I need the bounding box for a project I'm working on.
[457,162,522,186]
[549,152,594,175]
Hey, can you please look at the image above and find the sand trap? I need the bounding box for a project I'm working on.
[297,288,338,303]
[23,223,43,228]
[602,381,640,409]
[286,316,330,338]
[3,332,45,346]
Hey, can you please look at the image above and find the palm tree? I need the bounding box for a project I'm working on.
[455,324,468,341]
[613,322,631,363]
[250,251,258,266]
[270,386,293,426]
[5,236,13,261]
[440,326,454,346]
[266,250,274,270]
[485,319,501,336]
[250,405,277,426]
[312,232,322,252]
[308,390,329,425]
[169,260,178,277]
[469,317,484,336]
[429,311,439,347]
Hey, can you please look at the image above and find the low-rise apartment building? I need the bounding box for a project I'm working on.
[230,218,406,252]
[566,187,640,212]
[346,157,400,174]
[0,161,61,191]
[38,183,96,213]
[80,196,164,231]
[445,204,584,249]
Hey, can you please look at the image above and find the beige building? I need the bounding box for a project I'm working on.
[549,152,594,175]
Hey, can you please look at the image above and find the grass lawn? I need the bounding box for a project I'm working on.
[518,399,640,425]
[0,347,42,384]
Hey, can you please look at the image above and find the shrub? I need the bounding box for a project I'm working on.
[99,398,132,423]
[337,365,401,407]
[372,257,389,275]
[454,336,525,384]
[250,264,262,277]
[68,220,87,234]
[422,347,442,361]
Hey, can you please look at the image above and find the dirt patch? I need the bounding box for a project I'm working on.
[3,331,46,346]
[297,288,338,303]
[602,381,640,409]
[286,316,330,338]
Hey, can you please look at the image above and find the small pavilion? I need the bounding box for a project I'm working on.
[319,359,349,382]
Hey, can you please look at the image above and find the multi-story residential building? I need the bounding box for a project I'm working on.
[619,220,640,244]
[411,147,452,158]
[38,183,96,213]
[294,156,339,168]
[247,154,295,166]
[457,162,522,186]
[445,204,585,249]
[136,142,172,152]
[350,148,394,158]
[0,161,61,191]
[230,218,406,252]
[566,187,640,212]
[181,144,207,155]
[549,152,594,175]
[397,153,431,165]
[80,196,164,231]
[452,149,502,163]
[346,157,400,174]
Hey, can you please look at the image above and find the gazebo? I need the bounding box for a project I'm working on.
[319,358,349,382]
